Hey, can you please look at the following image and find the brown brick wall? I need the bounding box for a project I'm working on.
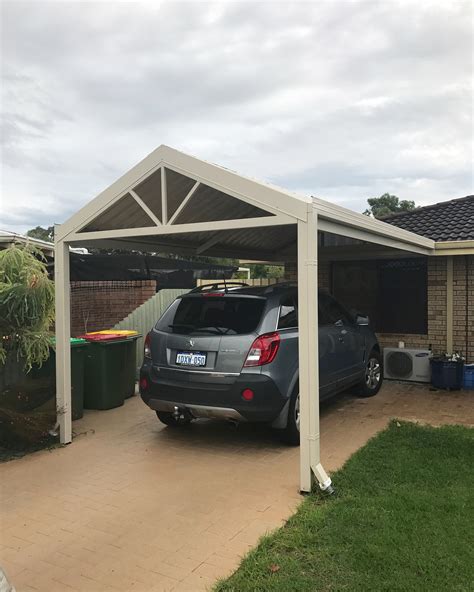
[284,255,474,361]
[284,260,330,289]
[70,280,156,336]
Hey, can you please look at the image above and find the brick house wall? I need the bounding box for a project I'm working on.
[284,255,474,361]
[70,280,156,336]
[284,260,330,290]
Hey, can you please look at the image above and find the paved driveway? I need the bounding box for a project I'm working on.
[1,383,473,591]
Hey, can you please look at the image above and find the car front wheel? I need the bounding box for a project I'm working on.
[356,350,383,397]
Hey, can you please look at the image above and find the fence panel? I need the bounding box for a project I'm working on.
[113,288,188,373]
[196,278,282,288]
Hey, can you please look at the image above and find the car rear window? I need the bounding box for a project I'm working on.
[157,296,266,335]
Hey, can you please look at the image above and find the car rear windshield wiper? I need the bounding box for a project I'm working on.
[168,324,223,335]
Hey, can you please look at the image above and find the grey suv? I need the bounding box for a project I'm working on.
[139,283,382,444]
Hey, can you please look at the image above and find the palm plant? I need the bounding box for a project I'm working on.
[0,245,55,370]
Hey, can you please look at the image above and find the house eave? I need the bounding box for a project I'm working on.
[434,240,474,256]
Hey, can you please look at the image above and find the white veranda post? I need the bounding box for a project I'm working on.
[297,206,332,493]
[54,233,73,444]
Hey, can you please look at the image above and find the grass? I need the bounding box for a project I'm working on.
[215,421,474,592]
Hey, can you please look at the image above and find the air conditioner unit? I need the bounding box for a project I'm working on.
[383,348,431,383]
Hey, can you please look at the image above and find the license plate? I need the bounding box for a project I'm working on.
[176,351,207,367]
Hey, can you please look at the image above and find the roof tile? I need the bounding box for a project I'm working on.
[382,195,474,241]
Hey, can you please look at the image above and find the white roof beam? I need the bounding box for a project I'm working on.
[66,215,295,243]
[161,166,168,224]
[129,189,162,226]
[317,219,434,255]
[167,181,200,225]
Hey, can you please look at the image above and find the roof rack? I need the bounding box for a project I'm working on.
[263,281,298,293]
[188,282,250,294]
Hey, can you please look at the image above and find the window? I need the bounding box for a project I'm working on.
[156,295,266,335]
[332,258,428,334]
[319,293,353,326]
[278,296,298,329]
[378,259,428,334]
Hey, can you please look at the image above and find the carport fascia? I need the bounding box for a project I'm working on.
[54,145,435,493]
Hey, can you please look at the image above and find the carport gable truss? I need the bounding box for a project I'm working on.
[55,145,435,493]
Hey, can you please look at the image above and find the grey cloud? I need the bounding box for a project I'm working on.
[0,0,472,233]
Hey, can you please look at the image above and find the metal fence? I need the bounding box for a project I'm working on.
[113,288,188,372]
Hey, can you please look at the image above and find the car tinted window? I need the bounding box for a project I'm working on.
[278,296,298,329]
[319,294,353,326]
[157,296,265,335]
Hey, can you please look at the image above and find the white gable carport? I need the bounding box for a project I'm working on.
[55,145,434,492]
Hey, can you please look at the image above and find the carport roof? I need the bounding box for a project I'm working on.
[57,145,435,260]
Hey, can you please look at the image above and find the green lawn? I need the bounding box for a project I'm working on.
[215,422,474,592]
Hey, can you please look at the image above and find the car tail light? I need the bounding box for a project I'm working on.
[144,333,152,359]
[244,332,280,367]
[139,377,149,392]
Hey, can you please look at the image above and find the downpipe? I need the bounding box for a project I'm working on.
[313,462,335,496]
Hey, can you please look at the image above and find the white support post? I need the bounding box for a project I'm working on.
[54,233,72,444]
[297,207,332,494]
[446,256,454,353]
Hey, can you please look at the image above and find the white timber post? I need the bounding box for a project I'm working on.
[297,206,333,494]
[54,229,72,444]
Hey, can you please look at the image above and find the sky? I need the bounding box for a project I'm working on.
[1,0,472,234]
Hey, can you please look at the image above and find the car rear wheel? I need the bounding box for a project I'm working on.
[156,411,192,427]
[356,350,383,397]
[280,389,300,446]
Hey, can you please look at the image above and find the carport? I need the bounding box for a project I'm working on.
[55,145,434,492]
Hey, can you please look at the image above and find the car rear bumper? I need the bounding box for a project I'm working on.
[139,364,286,422]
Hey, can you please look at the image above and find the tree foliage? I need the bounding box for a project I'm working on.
[0,245,55,370]
[26,226,55,242]
[363,193,416,219]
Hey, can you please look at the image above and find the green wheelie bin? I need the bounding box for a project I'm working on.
[81,334,130,410]
[84,331,140,399]
[34,338,89,420]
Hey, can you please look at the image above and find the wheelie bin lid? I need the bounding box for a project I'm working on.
[87,330,139,336]
[49,337,89,347]
[78,333,125,342]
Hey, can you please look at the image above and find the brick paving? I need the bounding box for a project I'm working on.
[1,383,473,591]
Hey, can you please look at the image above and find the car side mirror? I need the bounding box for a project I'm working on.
[356,314,369,326]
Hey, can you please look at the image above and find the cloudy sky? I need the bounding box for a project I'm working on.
[1,0,472,234]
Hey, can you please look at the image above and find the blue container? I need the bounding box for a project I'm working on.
[430,359,464,390]
[464,364,474,389]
